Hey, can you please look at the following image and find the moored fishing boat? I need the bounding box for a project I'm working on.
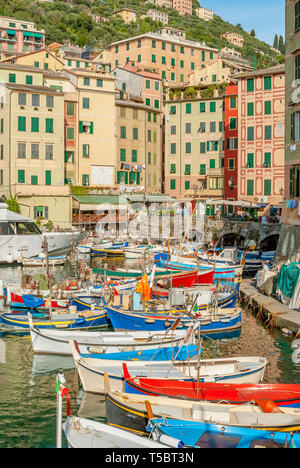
[104,385,300,436]
[28,316,193,355]
[147,418,300,448]
[70,339,267,394]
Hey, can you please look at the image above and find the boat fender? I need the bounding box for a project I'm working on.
[75,318,86,326]
[145,318,156,324]
[292,339,300,350]
[158,434,184,448]
[282,328,293,336]
[291,347,300,364]
[164,321,171,328]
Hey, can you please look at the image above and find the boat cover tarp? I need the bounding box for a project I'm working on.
[276,263,300,309]
[21,295,45,309]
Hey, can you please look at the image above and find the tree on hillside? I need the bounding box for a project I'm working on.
[278,35,285,54]
[273,34,278,49]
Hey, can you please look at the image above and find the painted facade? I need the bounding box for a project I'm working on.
[0,16,45,56]
[237,65,285,217]
[224,85,239,207]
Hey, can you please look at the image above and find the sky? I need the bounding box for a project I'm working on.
[199,0,285,46]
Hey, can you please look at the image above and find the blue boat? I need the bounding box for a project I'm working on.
[146,418,300,448]
[91,242,129,257]
[105,296,241,333]
[158,258,240,278]
[79,344,200,362]
[0,310,110,330]
[70,296,105,312]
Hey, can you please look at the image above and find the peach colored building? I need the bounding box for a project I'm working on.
[109,32,218,86]
[112,61,162,111]
[221,32,245,48]
[172,0,192,16]
[146,9,169,25]
[237,65,285,217]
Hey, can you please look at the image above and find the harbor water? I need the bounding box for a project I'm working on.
[0,260,300,448]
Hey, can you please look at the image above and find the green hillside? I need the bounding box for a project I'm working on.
[0,0,283,69]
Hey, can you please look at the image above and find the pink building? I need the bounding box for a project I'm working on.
[237,65,285,218]
[0,16,45,56]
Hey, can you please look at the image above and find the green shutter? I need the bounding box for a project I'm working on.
[200,102,206,113]
[200,142,206,154]
[170,179,176,190]
[45,118,53,133]
[265,125,272,140]
[79,121,83,133]
[31,117,39,132]
[264,179,272,196]
[120,148,126,161]
[45,170,51,186]
[31,175,38,185]
[247,127,254,141]
[264,76,272,90]
[264,152,271,167]
[247,153,254,168]
[264,101,272,115]
[90,122,94,134]
[247,102,254,116]
[247,78,254,92]
[210,102,216,112]
[210,159,215,169]
[247,179,254,195]
[18,170,25,183]
[132,149,137,162]
[18,116,26,132]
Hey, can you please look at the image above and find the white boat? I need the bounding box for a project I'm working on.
[69,340,268,394]
[28,321,193,355]
[63,416,167,448]
[19,254,67,267]
[0,203,84,264]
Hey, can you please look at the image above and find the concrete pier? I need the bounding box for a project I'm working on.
[239,279,300,335]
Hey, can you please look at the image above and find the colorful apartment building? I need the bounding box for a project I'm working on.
[112,61,162,111]
[282,0,300,226]
[195,7,214,22]
[237,65,285,217]
[113,9,137,23]
[164,91,225,202]
[0,63,71,228]
[116,98,162,193]
[221,32,245,49]
[224,85,238,209]
[172,0,192,16]
[145,9,169,25]
[145,0,173,8]
[109,32,218,86]
[188,57,252,86]
[1,48,65,72]
[0,16,45,57]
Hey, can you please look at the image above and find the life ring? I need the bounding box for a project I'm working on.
[291,347,300,364]
[106,280,119,288]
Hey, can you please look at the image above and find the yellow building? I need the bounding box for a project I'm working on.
[113,9,137,23]
[116,97,162,194]
[189,58,252,86]
[0,63,71,228]
[0,48,65,72]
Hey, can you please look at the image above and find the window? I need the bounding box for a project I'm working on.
[31,144,39,159]
[31,117,39,132]
[200,164,206,175]
[82,174,89,186]
[132,149,137,162]
[210,121,216,133]
[65,151,74,164]
[148,130,151,142]
[185,181,190,190]
[31,175,38,185]
[230,97,237,109]
[229,117,237,130]
[247,102,254,116]
[97,79,103,88]
[185,123,191,134]
[137,39,141,48]
[265,125,272,140]
[171,72,175,81]
[79,121,93,134]
[185,164,191,175]
[171,44,175,52]
[9,74,16,83]
[146,79,150,89]
[133,128,138,140]
[18,142,26,159]
[0,144,3,160]
[171,143,176,154]
[120,127,126,138]
[171,125,176,135]
[264,179,272,196]
[171,58,175,67]
[67,102,74,116]
[264,101,272,115]
[170,164,176,174]
[210,102,216,112]
[45,118,53,133]
[34,61,39,68]
[66,127,75,140]
[199,122,206,133]
[151,54,156,63]
[186,103,191,114]
[120,148,126,162]
[162,42,166,50]
[185,142,191,154]
[148,152,151,164]
[180,60,184,68]
[229,159,235,170]
[0,170,3,185]
[18,170,25,184]
[264,152,271,167]
[133,109,138,119]
[145,98,150,106]
[247,153,254,168]
[45,144,53,160]
[200,142,206,154]
[247,179,254,196]
[152,40,156,48]
[162,56,166,65]
[170,105,176,115]
[210,159,215,169]
[32,94,40,107]
[82,144,90,158]
[154,99,159,109]
[290,166,300,197]
[264,76,272,90]
[296,1,300,32]
[18,116,26,132]
[18,93,26,106]
[83,77,90,86]
[170,179,176,190]
[292,111,300,141]
[247,78,254,92]
[82,97,90,109]
[247,127,254,141]
[200,102,206,113]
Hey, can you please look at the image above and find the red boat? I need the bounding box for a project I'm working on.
[10,291,68,309]
[152,269,214,298]
[123,365,300,408]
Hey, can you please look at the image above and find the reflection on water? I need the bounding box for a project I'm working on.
[0,260,300,447]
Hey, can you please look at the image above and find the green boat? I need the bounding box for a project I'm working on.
[92,267,179,279]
